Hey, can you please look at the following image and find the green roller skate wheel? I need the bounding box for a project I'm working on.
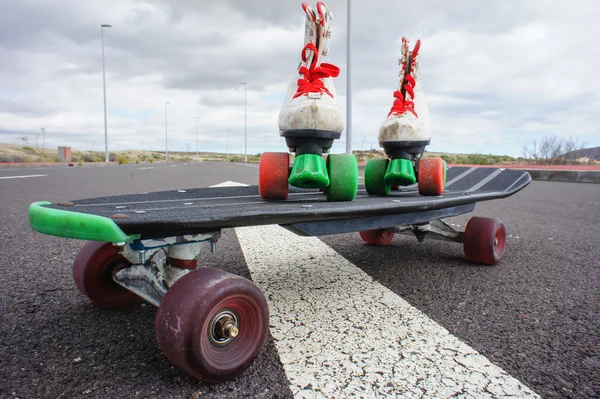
[365,159,391,196]
[325,154,358,202]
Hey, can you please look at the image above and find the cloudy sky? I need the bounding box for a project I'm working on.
[1,0,599,157]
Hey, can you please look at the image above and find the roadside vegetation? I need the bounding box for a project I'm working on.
[1,136,596,166]
[0,143,263,164]
[522,135,593,165]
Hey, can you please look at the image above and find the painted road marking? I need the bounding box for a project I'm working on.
[138,167,155,170]
[210,180,250,187]
[0,174,48,180]
[236,225,539,398]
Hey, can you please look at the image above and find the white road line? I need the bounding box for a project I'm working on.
[138,167,155,170]
[0,174,48,180]
[235,163,258,168]
[209,181,250,187]
[236,225,539,399]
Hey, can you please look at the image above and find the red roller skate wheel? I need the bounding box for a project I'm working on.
[259,152,289,200]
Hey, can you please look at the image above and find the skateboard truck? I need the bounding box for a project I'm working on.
[112,232,220,307]
[284,134,339,189]
[381,141,430,186]
[396,219,463,243]
[63,227,270,383]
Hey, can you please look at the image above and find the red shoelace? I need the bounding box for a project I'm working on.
[388,76,417,117]
[294,43,340,99]
[388,40,421,117]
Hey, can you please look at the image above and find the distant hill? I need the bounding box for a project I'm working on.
[564,146,600,161]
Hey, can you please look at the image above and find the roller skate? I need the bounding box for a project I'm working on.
[365,37,446,197]
[259,1,358,202]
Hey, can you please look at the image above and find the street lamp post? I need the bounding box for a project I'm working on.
[101,24,112,163]
[41,127,45,154]
[165,101,170,162]
[226,127,229,162]
[346,0,352,155]
[240,81,247,162]
[196,116,200,161]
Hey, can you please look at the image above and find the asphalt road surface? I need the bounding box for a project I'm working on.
[1,162,598,399]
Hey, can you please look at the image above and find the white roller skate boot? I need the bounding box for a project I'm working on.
[278,2,344,139]
[366,38,445,196]
[271,1,355,200]
[379,37,431,146]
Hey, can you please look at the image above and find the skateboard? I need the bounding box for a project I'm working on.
[28,165,530,383]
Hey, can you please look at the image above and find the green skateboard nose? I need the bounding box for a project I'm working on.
[384,158,416,186]
[288,154,329,189]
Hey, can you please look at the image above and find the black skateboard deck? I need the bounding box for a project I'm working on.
[30,166,530,241]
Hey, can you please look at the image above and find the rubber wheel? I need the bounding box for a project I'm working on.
[325,154,358,201]
[463,217,507,265]
[73,241,138,309]
[365,159,391,196]
[320,155,328,194]
[359,229,395,246]
[259,152,289,200]
[155,268,269,383]
[418,158,446,196]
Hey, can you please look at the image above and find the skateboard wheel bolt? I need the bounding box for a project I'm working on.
[224,323,239,338]
[209,310,240,346]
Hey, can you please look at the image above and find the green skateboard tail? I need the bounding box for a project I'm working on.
[29,202,140,243]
